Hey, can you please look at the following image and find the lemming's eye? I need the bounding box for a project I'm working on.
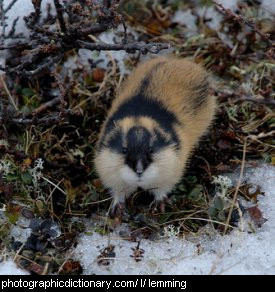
[149,147,153,153]
[122,147,128,154]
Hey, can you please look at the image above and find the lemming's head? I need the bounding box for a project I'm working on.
[97,117,178,187]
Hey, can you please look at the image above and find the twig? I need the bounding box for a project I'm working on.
[248,131,275,149]
[215,2,273,48]
[22,55,62,78]
[32,97,60,115]
[121,17,128,44]
[0,41,30,50]
[3,0,169,81]
[161,216,235,229]
[13,243,25,263]
[4,0,17,14]
[31,0,42,22]
[53,72,67,114]
[7,16,19,38]
[0,74,18,111]
[223,137,247,235]
[77,40,170,54]
[215,88,275,107]
[53,0,67,33]
[72,22,117,37]
[238,96,275,107]
[42,262,49,275]
[0,0,5,45]
[249,130,275,140]
[0,110,71,125]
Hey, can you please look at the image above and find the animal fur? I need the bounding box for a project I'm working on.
[94,56,216,209]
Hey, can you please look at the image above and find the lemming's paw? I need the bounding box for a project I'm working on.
[150,197,172,214]
[109,202,128,220]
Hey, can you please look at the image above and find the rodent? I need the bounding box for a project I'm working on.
[94,56,216,215]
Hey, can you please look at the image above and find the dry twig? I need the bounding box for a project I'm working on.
[0,74,18,111]
[77,40,170,54]
[215,2,273,48]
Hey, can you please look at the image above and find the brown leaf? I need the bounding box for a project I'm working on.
[8,203,21,214]
[215,163,232,172]
[92,178,103,190]
[247,205,267,227]
[92,68,105,83]
[146,19,163,35]
[61,260,82,274]
[97,244,115,266]
[222,130,236,139]
[27,262,44,275]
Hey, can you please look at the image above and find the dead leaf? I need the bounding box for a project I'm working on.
[92,68,105,83]
[27,262,44,275]
[215,163,232,172]
[97,245,115,266]
[247,205,267,227]
[61,260,82,274]
[92,178,103,190]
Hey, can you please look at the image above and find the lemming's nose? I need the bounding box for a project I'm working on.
[136,160,144,177]
[136,169,143,177]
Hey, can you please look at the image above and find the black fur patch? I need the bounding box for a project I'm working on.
[125,126,152,172]
[153,129,172,151]
[126,126,151,151]
[99,60,180,149]
[107,131,123,152]
[102,95,180,147]
[138,61,165,94]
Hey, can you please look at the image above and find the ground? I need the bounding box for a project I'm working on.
[0,0,274,275]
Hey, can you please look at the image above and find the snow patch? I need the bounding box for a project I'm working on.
[172,10,197,37]
[10,217,32,245]
[3,0,54,36]
[73,164,275,275]
[0,260,29,275]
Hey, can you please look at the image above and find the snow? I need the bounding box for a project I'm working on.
[261,0,275,16]
[62,25,132,77]
[1,0,275,275]
[0,260,29,275]
[1,1,131,74]
[10,220,32,245]
[4,0,34,36]
[172,0,275,47]
[3,0,54,36]
[73,164,275,275]
[172,9,197,37]
[1,0,54,69]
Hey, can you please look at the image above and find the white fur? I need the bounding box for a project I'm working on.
[120,164,159,189]
[95,146,184,206]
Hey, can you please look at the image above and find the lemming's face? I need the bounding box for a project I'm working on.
[97,123,178,190]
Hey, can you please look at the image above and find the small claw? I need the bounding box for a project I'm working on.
[158,201,166,213]
[163,197,172,206]
[150,197,172,214]
[109,202,127,220]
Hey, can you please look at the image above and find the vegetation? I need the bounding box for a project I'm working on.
[0,0,274,274]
